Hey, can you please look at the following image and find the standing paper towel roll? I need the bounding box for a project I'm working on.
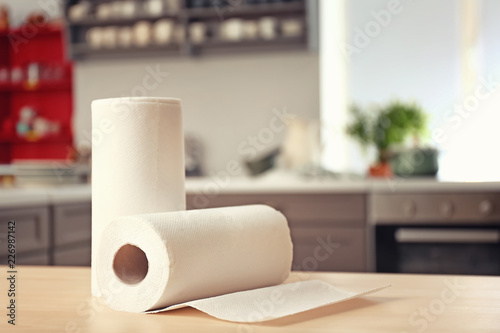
[91,97,185,297]
[97,205,293,312]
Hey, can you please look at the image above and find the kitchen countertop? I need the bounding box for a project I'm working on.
[0,178,499,208]
[1,266,499,332]
[0,187,52,208]
[185,176,500,193]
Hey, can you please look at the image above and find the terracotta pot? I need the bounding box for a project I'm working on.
[369,162,393,178]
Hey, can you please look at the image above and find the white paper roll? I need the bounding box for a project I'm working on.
[97,204,390,321]
[91,97,185,297]
[97,205,292,312]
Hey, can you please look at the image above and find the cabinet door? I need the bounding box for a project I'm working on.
[53,202,91,247]
[291,227,366,272]
[0,206,50,256]
[286,195,365,226]
[185,193,368,271]
[53,245,91,266]
[186,193,366,226]
[0,251,50,265]
[186,194,284,210]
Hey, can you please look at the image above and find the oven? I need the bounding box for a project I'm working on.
[372,191,500,276]
[376,225,500,275]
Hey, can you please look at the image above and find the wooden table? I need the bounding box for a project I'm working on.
[1,266,499,332]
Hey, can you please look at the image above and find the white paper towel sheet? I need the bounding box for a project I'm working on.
[174,281,390,322]
[91,97,185,297]
[96,205,389,322]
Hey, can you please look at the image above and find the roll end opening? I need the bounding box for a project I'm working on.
[113,244,149,285]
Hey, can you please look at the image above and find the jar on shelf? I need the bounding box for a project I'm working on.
[0,5,9,31]
[0,67,9,83]
[154,19,174,45]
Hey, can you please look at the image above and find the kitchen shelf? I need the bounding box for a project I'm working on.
[191,35,306,55]
[64,0,311,60]
[0,79,72,92]
[71,42,182,60]
[0,25,74,163]
[67,12,181,27]
[186,2,305,19]
[7,25,63,37]
[0,137,72,144]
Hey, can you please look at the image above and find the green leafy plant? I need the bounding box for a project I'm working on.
[346,100,427,163]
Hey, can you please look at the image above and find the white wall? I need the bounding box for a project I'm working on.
[323,0,463,174]
[436,0,500,181]
[75,53,320,174]
[319,0,349,173]
[481,0,500,77]
[347,0,461,113]
[320,0,500,180]
[347,0,462,138]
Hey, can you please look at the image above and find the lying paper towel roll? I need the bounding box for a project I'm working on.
[97,204,390,321]
[91,97,185,297]
[97,205,292,312]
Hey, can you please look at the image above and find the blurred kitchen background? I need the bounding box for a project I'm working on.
[0,0,499,276]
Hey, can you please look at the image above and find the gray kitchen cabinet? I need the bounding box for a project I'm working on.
[53,245,91,266]
[53,203,92,246]
[0,202,92,266]
[0,206,50,255]
[291,227,366,272]
[284,194,365,226]
[52,202,91,266]
[2,181,497,272]
[186,193,368,272]
[0,206,50,265]
[10,252,50,265]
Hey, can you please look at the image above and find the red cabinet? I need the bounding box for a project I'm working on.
[0,25,73,163]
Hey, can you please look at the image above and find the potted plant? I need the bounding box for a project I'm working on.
[346,100,427,177]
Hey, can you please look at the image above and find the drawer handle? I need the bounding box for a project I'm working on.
[403,201,416,218]
[396,228,500,243]
[440,201,454,218]
[479,200,493,216]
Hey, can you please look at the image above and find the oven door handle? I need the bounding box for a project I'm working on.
[395,228,500,244]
